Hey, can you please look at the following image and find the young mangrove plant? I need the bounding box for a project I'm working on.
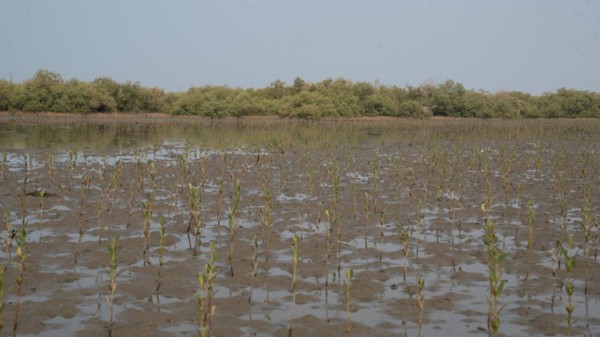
[142,194,154,267]
[227,178,240,277]
[196,242,217,337]
[344,268,354,335]
[3,214,12,259]
[38,189,46,243]
[561,234,577,337]
[328,157,340,214]
[127,180,135,227]
[415,199,424,259]
[156,217,166,304]
[363,191,370,249]
[483,217,507,337]
[580,184,592,295]
[335,211,342,284]
[305,160,314,217]
[527,200,535,250]
[12,226,26,337]
[216,177,225,227]
[0,262,5,332]
[400,225,410,284]
[378,210,385,263]
[67,150,76,190]
[249,233,259,303]
[187,182,202,256]
[261,180,273,262]
[289,233,300,337]
[106,236,121,337]
[105,160,123,212]
[416,276,425,337]
[550,239,562,313]
[372,150,379,213]
[1,150,6,180]
[324,210,333,302]
[46,153,55,185]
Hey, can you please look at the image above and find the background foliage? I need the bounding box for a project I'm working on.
[1,70,599,119]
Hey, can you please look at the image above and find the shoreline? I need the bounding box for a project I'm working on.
[1,111,598,125]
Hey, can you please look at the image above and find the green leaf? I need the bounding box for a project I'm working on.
[496,280,506,296]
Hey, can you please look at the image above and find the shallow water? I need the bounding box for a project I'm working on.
[1,119,600,337]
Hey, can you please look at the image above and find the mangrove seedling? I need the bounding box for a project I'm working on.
[289,234,300,337]
[13,226,27,337]
[187,183,202,256]
[416,276,425,337]
[1,150,6,180]
[196,242,217,337]
[580,188,592,295]
[3,214,12,259]
[550,239,562,313]
[0,262,5,331]
[324,210,333,302]
[227,178,240,277]
[379,210,385,263]
[261,180,273,262]
[344,268,354,335]
[249,234,259,303]
[156,217,166,304]
[561,234,577,337]
[527,200,535,250]
[372,150,379,213]
[483,217,507,337]
[38,189,46,243]
[364,191,369,249]
[142,195,154,267]
[400,225,410,284]
[106,236,121,337]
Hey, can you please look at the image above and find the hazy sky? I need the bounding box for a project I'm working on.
[1,0,599,94]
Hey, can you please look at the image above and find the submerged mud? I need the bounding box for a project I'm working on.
[0,118,600,337]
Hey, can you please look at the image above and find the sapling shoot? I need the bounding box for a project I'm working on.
[289,234,300,337]
[344,268,354,335]
[561,234,576,337]
[400,226,410,284]
[415,199,423,259]
[580,185,592,295]
[324,210,333,302]
[249,234,259,303]
[36,189,46,243]
[142,195,154,266]
[227,178,240,277]
[372,150,378,213]
[196,242,217,337]
[0,262,5,331]
[3,214,11,259]
[483,217,507,337]
[379,210,385,263]
[12,226,26,337]
[527,200,535,250]
[416,276,425,337]
[187,183,202,256]
[364,191,369,249]
[106,236,121,337]
[156,218,166,304]
[1,150,6,180]
[261,180,273,262]
[550,239,562,313]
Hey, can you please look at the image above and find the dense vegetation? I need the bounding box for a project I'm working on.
[1,69,599,118]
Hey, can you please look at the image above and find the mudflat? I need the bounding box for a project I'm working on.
[0,116,599,337]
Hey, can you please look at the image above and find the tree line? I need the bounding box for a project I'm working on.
[1,69,599,119]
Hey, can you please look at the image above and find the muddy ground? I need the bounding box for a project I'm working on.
[1,116,599,337]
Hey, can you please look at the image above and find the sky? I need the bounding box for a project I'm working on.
[1,0,599,94]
